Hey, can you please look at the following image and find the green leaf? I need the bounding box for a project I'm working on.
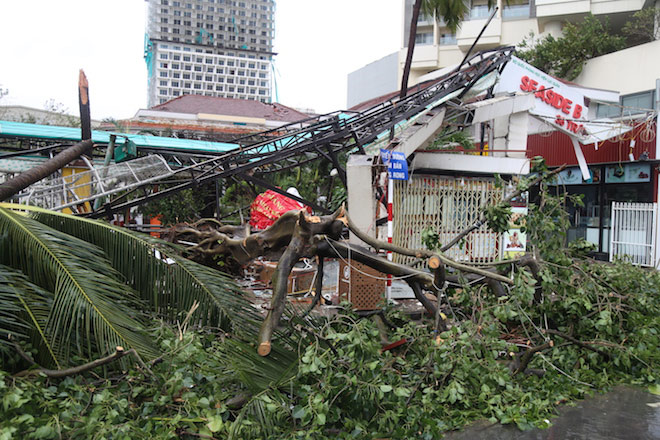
[292,405,307,419]
[9,204,260,337]
[0,207,156,365]
[649,384,660,396]
[394,387,411,398]
[380,385,393,393]
[207,415,224,432]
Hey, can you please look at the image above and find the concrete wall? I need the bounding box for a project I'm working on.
[347,52,399,108]
[574,40,660,96]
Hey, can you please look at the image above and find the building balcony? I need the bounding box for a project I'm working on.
[536,0,644,17]
[456,17,502,49]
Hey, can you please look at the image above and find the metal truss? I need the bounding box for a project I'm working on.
[79,46,513,218]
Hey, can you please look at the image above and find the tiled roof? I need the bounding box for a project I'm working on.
[150,95,309,123]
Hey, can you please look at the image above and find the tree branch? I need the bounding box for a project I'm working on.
[440,164,567,252]
[14,346,154,378]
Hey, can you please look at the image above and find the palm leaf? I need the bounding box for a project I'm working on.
[0,207,156,365]
[1,204,260,336]
[0,264,60,368]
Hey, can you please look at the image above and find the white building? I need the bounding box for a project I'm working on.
[145,0,275,107]
[348,0,651,109]
[399,0,649,88]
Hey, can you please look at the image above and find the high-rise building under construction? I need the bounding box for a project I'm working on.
[145,0,275,107]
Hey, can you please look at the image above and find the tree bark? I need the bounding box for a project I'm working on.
[78,69,91,141]
[257,210,344,356]
[0,140,94,201]
[14,346,152,378]
[400,0,422,99]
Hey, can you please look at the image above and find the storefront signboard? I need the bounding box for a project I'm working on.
[605,163,651,183]
[495,56,631,147]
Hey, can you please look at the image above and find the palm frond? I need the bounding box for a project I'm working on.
[0,264,59,368]
[0,207,156,365]
[1,204,260,336]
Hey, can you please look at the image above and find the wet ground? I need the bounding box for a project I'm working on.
[445,386,660,439]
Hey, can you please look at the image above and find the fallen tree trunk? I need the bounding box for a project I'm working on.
[257,210,344,356]
[0,140,94,202]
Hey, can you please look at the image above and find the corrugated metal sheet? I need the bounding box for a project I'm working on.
[0,120,238,154]
[527,120,657,166]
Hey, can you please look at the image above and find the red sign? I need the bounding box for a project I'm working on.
[519,75,585,134]
[249,190,312,230]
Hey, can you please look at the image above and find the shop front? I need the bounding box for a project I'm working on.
[548,162,654,259]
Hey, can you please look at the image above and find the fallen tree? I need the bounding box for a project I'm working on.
[3,160,659,438]
[167,160,567,356]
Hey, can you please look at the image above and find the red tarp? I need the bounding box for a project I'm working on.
[249,190,311,230]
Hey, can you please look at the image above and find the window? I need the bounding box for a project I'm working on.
[502,0,530,19]
[185,82,191,88]
[173,54,180,60]
[415,32,433,45]
[196,74,202,80]
[194,83,202,89]
[183,55,191,61]
[194,66,202,71]
[159,71,168,77]
[172,81,179,87]
[439,33,457,45]
[622,91,654,117]
[173,90,180,96]
[205,75,213,81]
[469,0,494,19]
[597,91,655,118]
[159,89,168,95]
[159,80,168,86]
[172,63,180,69]
[183,73,191,79]
[173,72,180,78]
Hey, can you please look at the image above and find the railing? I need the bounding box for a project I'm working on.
[610,201,657,267]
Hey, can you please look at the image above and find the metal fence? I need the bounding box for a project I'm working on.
[610,201,657,267]
[18,155,174,212]
[393,175,502,264]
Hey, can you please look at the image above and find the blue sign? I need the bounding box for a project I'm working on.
[380,149,409,180]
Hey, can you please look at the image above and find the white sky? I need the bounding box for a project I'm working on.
[0,0,402,120]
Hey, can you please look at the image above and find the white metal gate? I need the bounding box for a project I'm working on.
[393,175,502,264]
[610,202,657,267]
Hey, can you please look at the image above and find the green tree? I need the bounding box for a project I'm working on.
[516,15,625,80]
[0,204,258,369]
[622,6,660,45]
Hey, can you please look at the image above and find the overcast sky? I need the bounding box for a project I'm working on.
[0,0,402,120]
